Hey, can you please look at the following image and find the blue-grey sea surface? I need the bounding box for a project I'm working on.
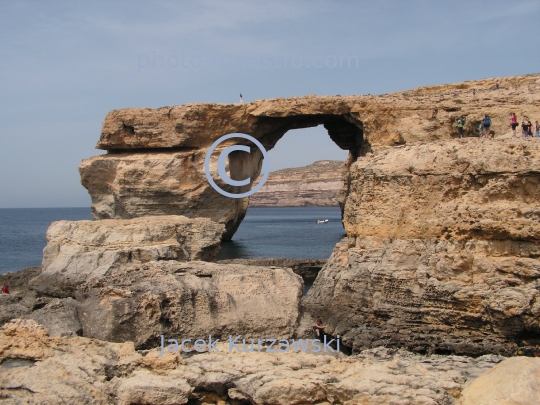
[0,208,93,274]
[216,207,345,260]
[0,207,344,274]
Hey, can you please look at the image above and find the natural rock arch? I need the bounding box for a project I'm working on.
[81,104,368,240]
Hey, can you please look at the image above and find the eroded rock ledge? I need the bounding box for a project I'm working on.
[217,258,327,279]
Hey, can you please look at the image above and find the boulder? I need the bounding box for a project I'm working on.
[458,357,540,405]
[0,295,30,326]
[26,298,82,337]
[29,216,224,297]
[75,261,303,348]
[0,268,42,327]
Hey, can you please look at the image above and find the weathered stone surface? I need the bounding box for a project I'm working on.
[249,160,344,207]
[306,237,540,356]
[0,295,30,327]
[0,269,85,335]
[458,357,540,405]
[0,320,138,404]
[95,75,540,152]
[79,150,253,240]
[29,216,224,297]
[305,138,540,356]
[25,298,82,337]
[343,139,540,241]
[0,268,41,326]
[75,261,303,349]
[0,319,505,405]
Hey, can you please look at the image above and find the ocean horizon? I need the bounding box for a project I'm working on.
[0,206,344,275]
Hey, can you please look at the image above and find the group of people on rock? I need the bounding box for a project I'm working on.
[510,113,539,138]
[456,113,539,139]
[456,115,492,138]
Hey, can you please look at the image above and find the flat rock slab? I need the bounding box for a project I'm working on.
[29,216,224,297]
[75,261,303,349]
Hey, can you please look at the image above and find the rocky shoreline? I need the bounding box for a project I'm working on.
[2,73,540,403]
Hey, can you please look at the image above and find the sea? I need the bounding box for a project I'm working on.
[0,207,345,275]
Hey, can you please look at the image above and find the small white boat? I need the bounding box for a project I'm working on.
[316,219,329,224]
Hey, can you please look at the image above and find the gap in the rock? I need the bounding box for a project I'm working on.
[216,126,349,295]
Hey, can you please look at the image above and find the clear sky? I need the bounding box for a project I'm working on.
[1,0,539,208]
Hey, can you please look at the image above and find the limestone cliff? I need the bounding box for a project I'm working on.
[249,160,344,207]
[304,139,540,355]
[72,73,540,356]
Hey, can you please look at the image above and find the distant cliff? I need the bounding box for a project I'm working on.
[249,160,344,207]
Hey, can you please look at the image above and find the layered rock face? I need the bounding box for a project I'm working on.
[29,216,224,297]
[305,139,540,355]
[79,150,255,240]
[249,160,343,207]
[81,74,540,239]
[75,261,303,348]
[0,319,512,405]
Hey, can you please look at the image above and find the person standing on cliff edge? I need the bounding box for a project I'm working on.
[510,113,518,138]
[240,93,243,103]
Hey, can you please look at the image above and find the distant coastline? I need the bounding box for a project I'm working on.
[249,160,343,207]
